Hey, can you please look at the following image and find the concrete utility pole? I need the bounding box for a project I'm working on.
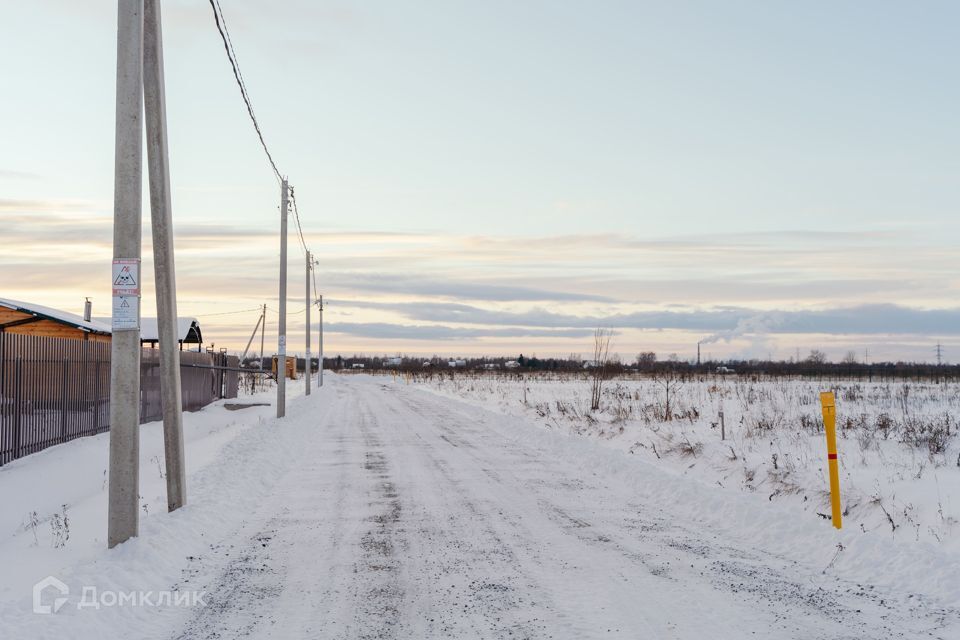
[319,294,324,387]
[305,250,311,396]
[108,0,144,549]
[143,0,185,514]
[277,179,289,418]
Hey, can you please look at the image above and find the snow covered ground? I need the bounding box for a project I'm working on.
[1,374,957,638]
[409,372,960,551]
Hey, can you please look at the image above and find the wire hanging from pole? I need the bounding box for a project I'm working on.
[205,1,321,318]
[194,306,264,317]
[288,186,309,256]
[207,0,281,182]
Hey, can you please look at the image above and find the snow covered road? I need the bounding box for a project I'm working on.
[3,375,957,639]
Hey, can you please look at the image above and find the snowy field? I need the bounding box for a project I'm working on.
[0,373,957,638]
[406,371,960,553]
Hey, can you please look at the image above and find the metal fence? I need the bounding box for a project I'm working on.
[0,333,238,466]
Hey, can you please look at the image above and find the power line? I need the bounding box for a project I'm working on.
[266,305,307,316]
[194,306,263,317]
[288,186,309,255]
[205,2,321,332]
[207,0,281,182]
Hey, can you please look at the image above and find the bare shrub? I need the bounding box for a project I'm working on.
[798,413,820,434]
[50,505,70,549]
[653,369,684,421]
[589,328,613,411]
[856,425,876,453]
[902,416,952,455]
[671,437,703,458]
[609,384,633,423]
[839,385,862,402]
[745,411,783,436]
[874,413,894,440]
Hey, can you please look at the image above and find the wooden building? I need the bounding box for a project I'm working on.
[0,298,111,342]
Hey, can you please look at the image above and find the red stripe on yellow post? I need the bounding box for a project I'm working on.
[820,391,842,529]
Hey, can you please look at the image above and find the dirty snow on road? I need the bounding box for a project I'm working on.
[2,375,957,639]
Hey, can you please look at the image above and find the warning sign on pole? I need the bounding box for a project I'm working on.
[112,258,140,295]
[112,258,141,331]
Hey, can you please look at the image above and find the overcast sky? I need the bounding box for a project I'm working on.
[2,1,959,362]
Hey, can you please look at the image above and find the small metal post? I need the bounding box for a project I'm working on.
[820,391,842,529]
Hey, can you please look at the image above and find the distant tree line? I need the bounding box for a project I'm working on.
[240,351,960,382]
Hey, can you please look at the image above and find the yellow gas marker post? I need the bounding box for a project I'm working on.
[820,391,842,529]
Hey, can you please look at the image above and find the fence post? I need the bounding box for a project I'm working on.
[94,358,102,432]
[60,358,69,444]
[13,357,22,461]
[0,333,5,465]
[81,341,89,437]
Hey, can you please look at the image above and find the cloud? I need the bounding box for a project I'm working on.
[0,199,99,213]
[329,300,960,337]
[327,273,614,302]
[326,322,595,341]
[5,217,959,359]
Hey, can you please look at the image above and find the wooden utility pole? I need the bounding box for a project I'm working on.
[240,308,265,361]
[277,179,288,418]
[108,0,144,548]
[305,250,311,395]
[143,0,185,513]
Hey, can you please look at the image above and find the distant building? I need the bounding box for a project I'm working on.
[385,357,403,367]
[352,363,365,369]
[504,360,520,369]
[272,355,297,380]
[138,317,203,350]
